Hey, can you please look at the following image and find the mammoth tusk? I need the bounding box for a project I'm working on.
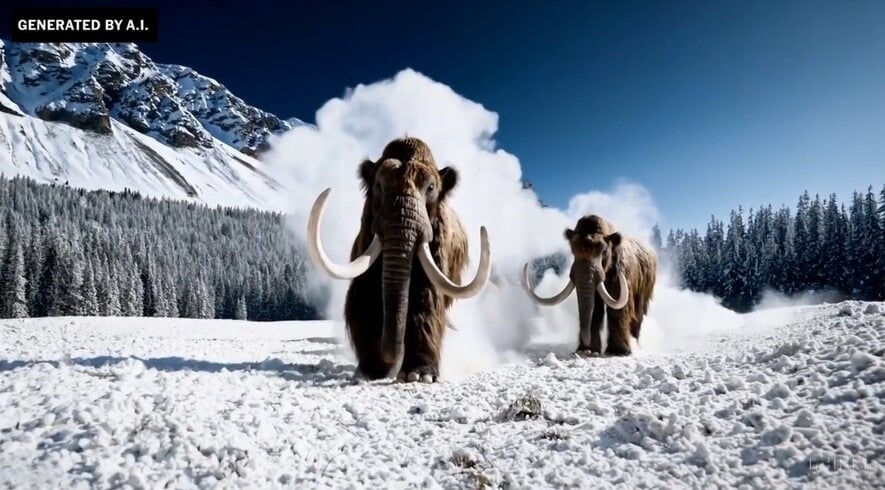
[418,226,491,299]
[307,188,381,279]
[597,271,629,309]
[521,263,575,306]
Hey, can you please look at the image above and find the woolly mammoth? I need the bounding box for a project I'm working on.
[522,215,657,356]
[307,137,491,382]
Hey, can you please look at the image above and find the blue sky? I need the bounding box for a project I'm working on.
[13,0,885,230]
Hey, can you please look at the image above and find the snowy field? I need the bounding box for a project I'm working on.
[1,302,883,489]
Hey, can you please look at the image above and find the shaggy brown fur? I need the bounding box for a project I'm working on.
[344,137,468,379]
[565,215,657,356]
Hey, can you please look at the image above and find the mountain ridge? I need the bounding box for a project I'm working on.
[0,40,305,210]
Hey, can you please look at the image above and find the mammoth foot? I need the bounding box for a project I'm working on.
[397,365,439,383]
[576,348,602,358]
[605,344,632,357]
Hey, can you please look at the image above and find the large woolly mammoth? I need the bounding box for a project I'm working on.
[307,137,491,382]
[522,215,656,356]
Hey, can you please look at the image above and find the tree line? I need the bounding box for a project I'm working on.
[0,175,317,320]
[2,175,882,319]
[655,185,885,312]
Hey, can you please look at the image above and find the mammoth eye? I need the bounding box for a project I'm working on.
[427,182,436,193]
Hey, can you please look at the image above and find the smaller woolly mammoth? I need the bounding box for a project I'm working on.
[522,215,657,356]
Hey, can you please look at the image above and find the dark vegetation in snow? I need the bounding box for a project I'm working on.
[658,185,885,311]
[0,175,317,321]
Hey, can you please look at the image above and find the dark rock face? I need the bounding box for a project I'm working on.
[161,64,299,154]
[33,77,112,134]
[0,41,300,153]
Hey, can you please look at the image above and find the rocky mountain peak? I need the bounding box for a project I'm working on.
[0,41,300,155]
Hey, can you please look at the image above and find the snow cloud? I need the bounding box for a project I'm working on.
[265,69,745,378]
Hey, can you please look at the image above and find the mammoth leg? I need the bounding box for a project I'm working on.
[345,270,395,379]
[398,281,445,382]
[630,317,642,341]
[606,307,632,356]
[399,315,444,382]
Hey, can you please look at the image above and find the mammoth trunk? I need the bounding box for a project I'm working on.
[573,261,597,347]
[379,205,423,367]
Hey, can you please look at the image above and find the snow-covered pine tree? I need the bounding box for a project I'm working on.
[846,192,865,296]
[234,293,248,320]
[878,185,885,300]
[105,262,122,316]
[805,194,824,290]
[81,261,99,316]
[789,191,811,294]
[769,206,792,293]
[821,195,847,292]
[166,271,179,318]
[54,242,85,316]
[703,217,725,297]
[651,224,663,251]
[861,187,883,299]
[0,239,29,318]
[723,208,751,310]
[127,271,144,317]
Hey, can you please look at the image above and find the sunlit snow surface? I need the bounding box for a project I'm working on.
[1,302,883,488]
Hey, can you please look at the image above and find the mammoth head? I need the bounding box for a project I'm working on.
[522,214,629,310]
[307,137,491,364]
[564,215,621,274]
[358,141,459,242]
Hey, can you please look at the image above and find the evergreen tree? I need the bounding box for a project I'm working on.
[651,225,663,251]
[234,293,248,320]
[81,261,99,316]
[822,195,847,291]
[861,187,883,299]
[36,234,60,317]
[661,185,882,311]
[0,239,28,318]
[127,271,144,316]
[846,192,865,296]
[105,263,122,316]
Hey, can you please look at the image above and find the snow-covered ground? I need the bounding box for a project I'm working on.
[1,302,883,489]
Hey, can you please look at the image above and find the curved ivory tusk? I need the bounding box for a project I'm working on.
[521,263,575,306]
[418,226,491,299]
[307,188,381,279]
[597,271,629,309]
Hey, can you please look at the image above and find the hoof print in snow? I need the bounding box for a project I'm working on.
[500,395,543,422]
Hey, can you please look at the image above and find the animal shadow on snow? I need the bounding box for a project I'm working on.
[0,356,356,386]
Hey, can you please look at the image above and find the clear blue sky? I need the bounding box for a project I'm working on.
[13,0,885,230]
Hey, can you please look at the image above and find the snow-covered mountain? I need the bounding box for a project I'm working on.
[0,40,304,209]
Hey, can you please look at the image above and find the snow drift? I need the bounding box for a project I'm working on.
[2,302,882,488]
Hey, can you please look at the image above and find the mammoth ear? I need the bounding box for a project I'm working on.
[606,232,622,248]
[564,228,575,241]
[439,166,458,200]
[358,159,376,192]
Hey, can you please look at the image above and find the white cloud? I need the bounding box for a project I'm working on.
[264,68,745,379]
